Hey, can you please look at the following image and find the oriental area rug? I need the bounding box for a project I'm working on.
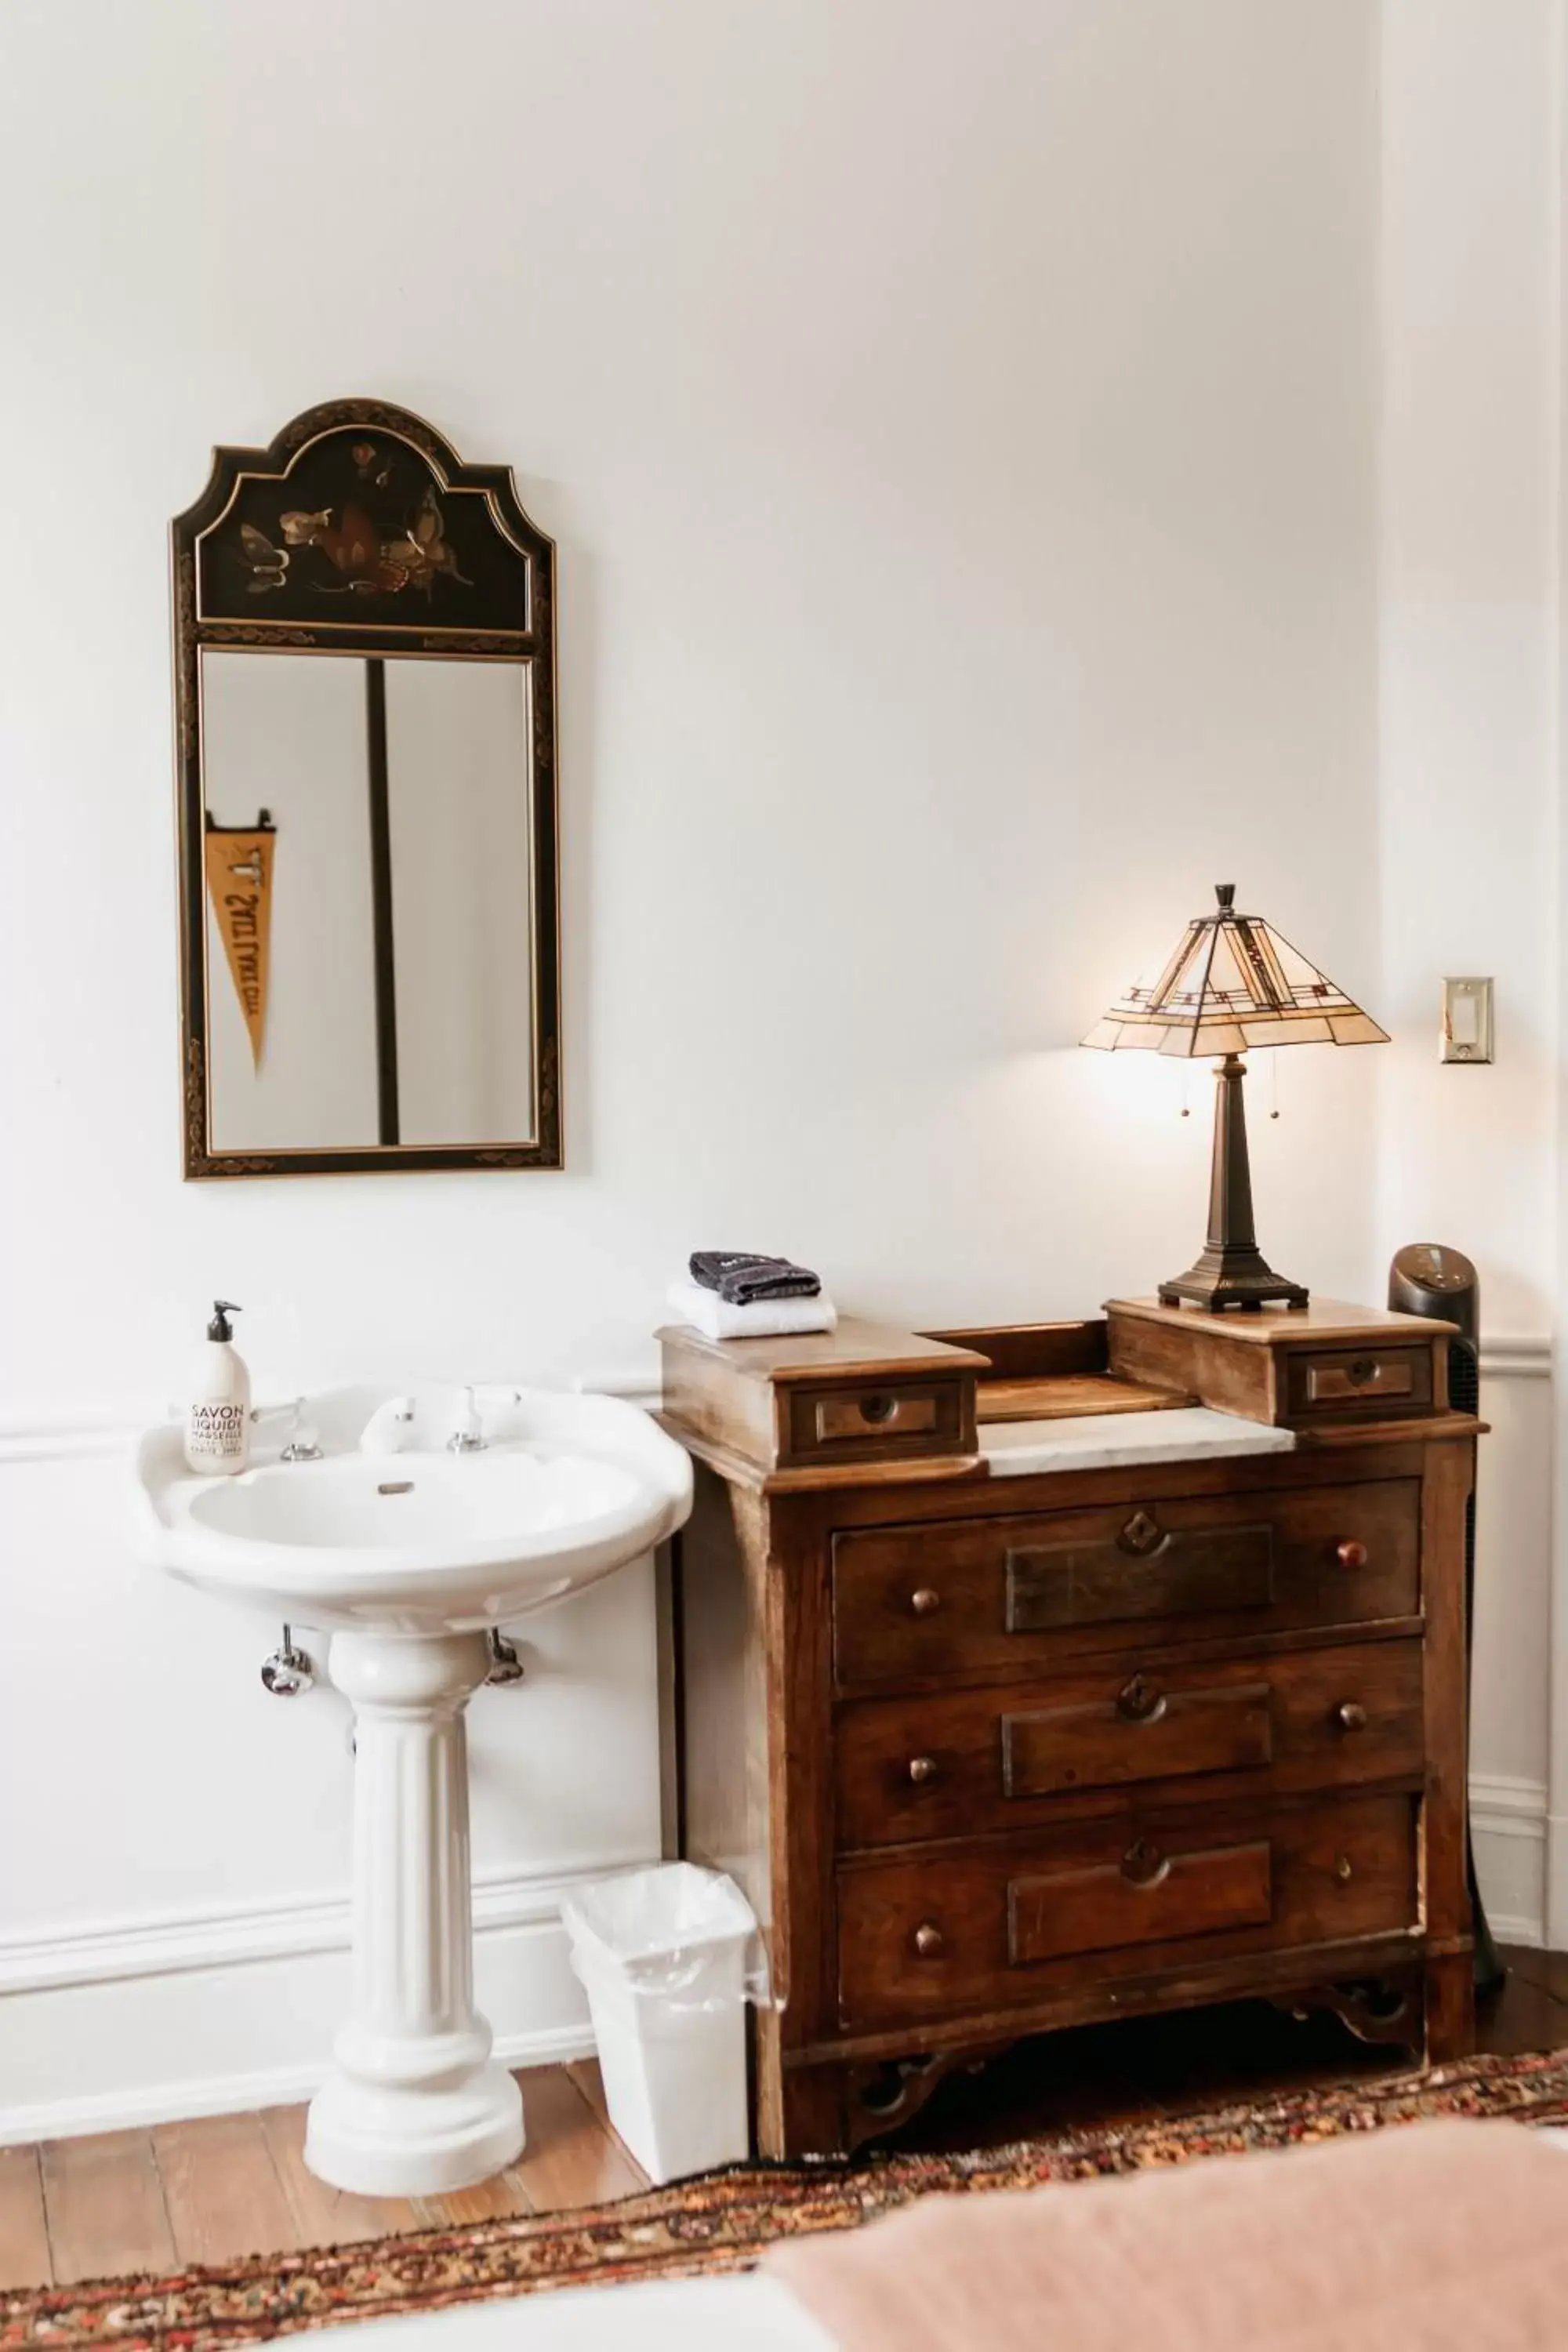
[8,2048,1568,2349]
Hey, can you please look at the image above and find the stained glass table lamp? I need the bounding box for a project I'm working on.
[1082,884,1388,1310]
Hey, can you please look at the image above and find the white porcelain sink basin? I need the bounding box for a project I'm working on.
[137,1381,691,1632]
[134,1380,693,2203]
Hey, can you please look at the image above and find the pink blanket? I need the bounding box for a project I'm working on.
[766,2119,1568,2349]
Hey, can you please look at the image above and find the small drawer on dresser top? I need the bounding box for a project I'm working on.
[835,1639,1425,1849]
[783,1378,970,1465]
[837,1792,1416,2027]
[831,1480,1420,1689]
[1284,1347,1434,1421]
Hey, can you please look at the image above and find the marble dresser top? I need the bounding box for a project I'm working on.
[981,1405,1296,1479]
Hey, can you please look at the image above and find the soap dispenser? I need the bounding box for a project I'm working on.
[184,1300,252,1474]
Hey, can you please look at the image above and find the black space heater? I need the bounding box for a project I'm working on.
[1388,1244,1504,1992]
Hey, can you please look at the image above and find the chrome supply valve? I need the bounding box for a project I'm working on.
[261,1624,314,1697]
[485,1630,525,1686]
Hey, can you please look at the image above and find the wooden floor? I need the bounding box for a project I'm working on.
[4,1951,1567,2293]
[0,2060,644,2294]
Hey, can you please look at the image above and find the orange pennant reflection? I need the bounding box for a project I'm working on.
[204,823,275,1069]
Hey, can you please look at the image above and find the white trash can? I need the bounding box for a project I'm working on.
[561,1863,759,2185]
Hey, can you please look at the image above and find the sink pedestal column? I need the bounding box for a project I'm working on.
[305,1632,524,2196]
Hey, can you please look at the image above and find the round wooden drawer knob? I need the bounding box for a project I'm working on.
[1336,1539,1369,1570]
[910,1588,942,1616]
[913,1922,945,1958]
[908,1755,940,1784]
[1121,1838,1165,1886]
[1335,1700,1369,1733]
[1116,1673,1163,1722]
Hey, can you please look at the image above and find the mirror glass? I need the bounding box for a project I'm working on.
[172,402,560,1178]
[201,653,537,1152]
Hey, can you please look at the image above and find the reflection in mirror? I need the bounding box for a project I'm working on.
[172,401,560,1178]
[201,654,536,1153]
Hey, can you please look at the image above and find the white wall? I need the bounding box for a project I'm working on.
[1377,0,1563,1940]
[0,0,1392,2130]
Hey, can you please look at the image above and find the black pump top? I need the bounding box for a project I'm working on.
[208,1299,242,1341]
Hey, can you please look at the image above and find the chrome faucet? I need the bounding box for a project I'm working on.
[447,1386,488,1454]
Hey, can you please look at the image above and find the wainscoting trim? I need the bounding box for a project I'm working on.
[1478,1337,1552,1380]
[0,1377,666,1468]
[1470,1773,1548,1948]
[0,1857,648,1998]
[0,1341,1538,1468]
[0,1418,141,1465]
[0,1366,1548,2140]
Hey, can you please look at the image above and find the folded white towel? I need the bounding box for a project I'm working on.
[667,1279,839,1341]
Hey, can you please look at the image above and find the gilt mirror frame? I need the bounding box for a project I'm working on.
[171,397,561,1179]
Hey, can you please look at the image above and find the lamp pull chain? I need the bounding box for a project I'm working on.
[1179,1065,1192,1120]
[1269,1050,1280,1121]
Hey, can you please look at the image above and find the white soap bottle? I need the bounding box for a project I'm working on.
[183,1300,252,1475]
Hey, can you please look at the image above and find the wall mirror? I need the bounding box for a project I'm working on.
[172,399,560,1178]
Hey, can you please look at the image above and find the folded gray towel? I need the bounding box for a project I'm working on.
[688,1251,822,1306]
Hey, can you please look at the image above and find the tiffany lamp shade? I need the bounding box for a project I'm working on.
[1082,884,1388,1311]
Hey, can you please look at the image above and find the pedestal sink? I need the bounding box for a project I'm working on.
[136,1383,691,2197]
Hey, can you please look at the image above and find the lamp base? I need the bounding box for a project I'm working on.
[1158,1248,1309,1313]
[1159,1051,1312,1312]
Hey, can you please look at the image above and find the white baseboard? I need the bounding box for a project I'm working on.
[0,2022,598,2149]
[1470,1773,1548,1949]
[0,1860,641,2146]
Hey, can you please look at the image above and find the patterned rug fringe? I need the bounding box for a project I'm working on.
[8,2047,1568,2347]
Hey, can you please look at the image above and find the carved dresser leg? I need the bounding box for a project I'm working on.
[1424,1953,1478,2063]
[1273,1973,1425,2053]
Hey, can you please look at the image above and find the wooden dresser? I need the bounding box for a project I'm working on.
[659,1299,1480,2159]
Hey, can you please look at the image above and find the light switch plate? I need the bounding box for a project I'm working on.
[1441,977,1494,1064]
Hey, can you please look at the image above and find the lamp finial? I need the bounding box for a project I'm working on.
[1214,883,1236,911]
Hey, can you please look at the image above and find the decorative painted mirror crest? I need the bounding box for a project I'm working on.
[172,399,561,1179]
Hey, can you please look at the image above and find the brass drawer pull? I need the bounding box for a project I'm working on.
[1120,1838,1167,1889]
[913,1921,945,1957]
[910,1587,942,1617]
[1116,1672,1164,1724]
[1336,1538,1369,1570]
[1334,1853,1355,1882]
[908,1755,940,1784]
[1117,1508,1163,1557]
[1335,1700,1369,1733]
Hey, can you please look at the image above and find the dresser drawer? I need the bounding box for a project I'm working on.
[1284,1347,1434,1421]
[837,1793,1416,2027]
[784,1378,971,1465]
[835,1639,1425,1849]
[832,1480,1419,1688]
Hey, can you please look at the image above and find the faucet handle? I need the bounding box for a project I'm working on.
[280,1396,324,1464]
